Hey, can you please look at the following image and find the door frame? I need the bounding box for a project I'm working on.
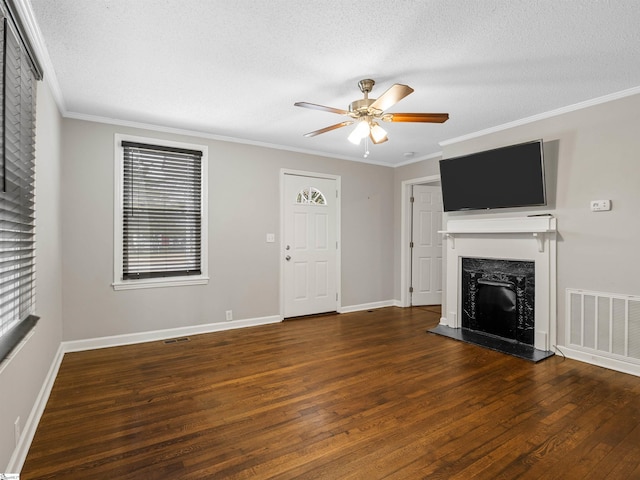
[280,169,342,319]
[400,174,442,307]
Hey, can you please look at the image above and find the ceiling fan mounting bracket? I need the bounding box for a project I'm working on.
[358,79,375,95]
[350,79,383,116]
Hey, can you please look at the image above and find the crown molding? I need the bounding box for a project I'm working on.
[393,150,442,167]
[12,0,66,113]
[64,111,396,167]
[440,85,640,147]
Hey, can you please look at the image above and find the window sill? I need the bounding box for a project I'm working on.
[112,276,210,291]
[0,315,39,366]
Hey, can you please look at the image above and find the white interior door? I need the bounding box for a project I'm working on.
[283,173,338,318]
[411,185,443,306]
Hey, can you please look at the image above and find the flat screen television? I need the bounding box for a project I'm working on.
[439,140,546,212]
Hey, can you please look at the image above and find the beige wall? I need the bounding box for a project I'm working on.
[61,119,395,341]
[440,93,640,346]
[0,81,63,469]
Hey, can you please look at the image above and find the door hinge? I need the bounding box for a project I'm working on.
[410,196,415,203]
[336,293,338,301]
[410,241,414,248]
[409,286,414,293]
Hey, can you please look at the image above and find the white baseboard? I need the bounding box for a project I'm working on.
[559,346,640,378]
[63,315,282,353]
[7,343,65,473]
[340,300,397,314]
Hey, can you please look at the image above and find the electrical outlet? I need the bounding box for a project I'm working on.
[266,233,275,243]
[590,199,611,211]
[14,417,21,446]
[225,310,233,321]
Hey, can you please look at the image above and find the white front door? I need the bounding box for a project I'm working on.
[411,185,443,306]
[283,173,339,318]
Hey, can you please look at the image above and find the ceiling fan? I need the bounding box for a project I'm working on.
[294,79,449,146]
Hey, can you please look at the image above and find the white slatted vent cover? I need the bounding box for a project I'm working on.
[568,289,640,364]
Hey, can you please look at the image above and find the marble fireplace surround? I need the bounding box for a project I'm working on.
[440,216,557,352]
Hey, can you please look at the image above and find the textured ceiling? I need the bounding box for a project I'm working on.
[27,0,640,166]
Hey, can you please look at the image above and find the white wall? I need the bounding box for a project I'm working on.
[438,92,640,346]
[0,81,63,469]
[61,119,395,341]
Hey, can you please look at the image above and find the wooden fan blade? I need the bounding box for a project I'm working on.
[369,84,414,112]
[386,113,449,123]
[303,121,354,137]
[294,102,349,115]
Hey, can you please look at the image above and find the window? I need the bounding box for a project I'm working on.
[0,1,43,363]
[296,187,326,205]
[113,135,208,290]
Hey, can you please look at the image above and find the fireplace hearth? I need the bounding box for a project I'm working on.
[428,323,554,362]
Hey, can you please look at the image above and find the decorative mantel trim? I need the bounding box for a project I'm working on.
[439,216,556,252]
[440,215,555,233]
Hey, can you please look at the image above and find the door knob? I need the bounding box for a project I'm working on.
[285,255,291,261]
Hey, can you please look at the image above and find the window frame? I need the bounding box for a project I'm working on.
[113,134,209,290]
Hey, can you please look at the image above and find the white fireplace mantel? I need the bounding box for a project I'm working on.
[439,216,557,252]
[440,216,557,352]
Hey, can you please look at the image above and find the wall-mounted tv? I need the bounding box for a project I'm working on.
[439,140,546,212]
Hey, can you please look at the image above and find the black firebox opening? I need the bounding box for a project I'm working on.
[461,257,535,346]
[476,278,517,340]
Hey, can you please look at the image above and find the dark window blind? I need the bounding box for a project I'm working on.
[0,13,38,362]
[122,141,203,280]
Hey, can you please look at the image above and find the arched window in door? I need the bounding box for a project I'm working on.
[296,187,326,205]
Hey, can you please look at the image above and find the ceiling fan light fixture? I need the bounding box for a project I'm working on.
[369,123,388,144]
[348,119,370,145]
[295,79,449,147]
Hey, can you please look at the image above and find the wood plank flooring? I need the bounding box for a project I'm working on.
[22,307,640,479]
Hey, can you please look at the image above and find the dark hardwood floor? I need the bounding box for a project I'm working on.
[22,306,640,479]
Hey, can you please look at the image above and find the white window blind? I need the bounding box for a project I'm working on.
[121,141,203,280]
[0,9,39,362]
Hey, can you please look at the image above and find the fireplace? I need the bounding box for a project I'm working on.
[434,216,557,360]
[461,258,535,345]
